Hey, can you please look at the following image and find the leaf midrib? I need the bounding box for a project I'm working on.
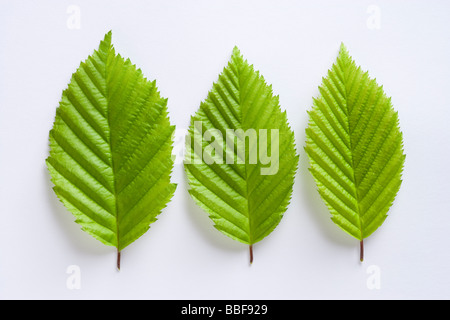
[103,42,121,250]
[340,54,364,241]
[235,53,257,245]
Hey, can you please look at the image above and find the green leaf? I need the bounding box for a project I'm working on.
[46,31,177,269]
[305,44,405,261]
[184,47,299,263]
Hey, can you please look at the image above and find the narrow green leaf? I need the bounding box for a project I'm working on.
[184,47,299,263]
[46,31,177,269]
[305,43,405,261]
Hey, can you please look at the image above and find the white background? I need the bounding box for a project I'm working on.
[1,0,449,300]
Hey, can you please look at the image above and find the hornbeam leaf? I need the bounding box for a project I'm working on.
[184,47,299,263]
[305,44,405,261]
[46,31,177,269]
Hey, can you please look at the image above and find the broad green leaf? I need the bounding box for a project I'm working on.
[305,44,405,261]
[46,31,177,269]
[184,47,299,263]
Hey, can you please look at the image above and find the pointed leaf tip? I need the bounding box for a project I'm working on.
[338,43,350,60]
[104,30,112,43]
[231,46,243,63]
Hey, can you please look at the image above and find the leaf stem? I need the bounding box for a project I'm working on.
[360,239,364,262]
[117,250,121,271]
[249,244,253,265]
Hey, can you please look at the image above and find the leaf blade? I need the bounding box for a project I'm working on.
[305,44,405,258]
[184,47,298,257]
[46,31,176,263]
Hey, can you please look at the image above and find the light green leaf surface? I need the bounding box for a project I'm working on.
[305,44,405,261]
[184,47,299,263]
[46,31,177,269]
